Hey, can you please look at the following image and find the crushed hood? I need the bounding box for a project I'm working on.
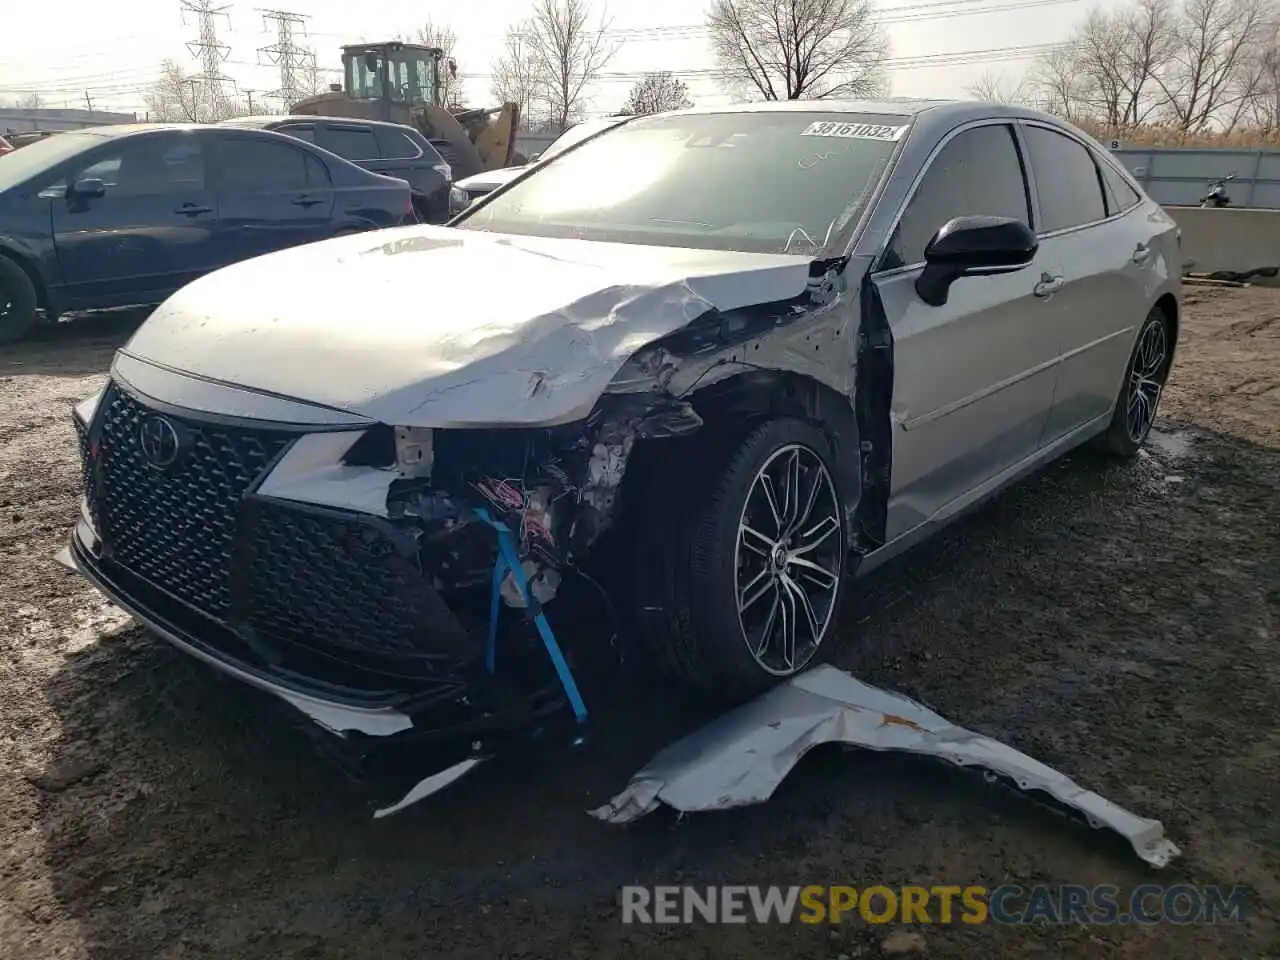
[122,226,815,428]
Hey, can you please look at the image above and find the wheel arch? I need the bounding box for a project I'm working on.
[1154,291,1179,367]
[0,244,50,313]
[617,368,867,558]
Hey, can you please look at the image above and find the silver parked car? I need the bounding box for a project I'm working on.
[62,100,1179,751]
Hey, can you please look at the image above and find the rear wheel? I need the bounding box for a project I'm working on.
[0,256,38,345]
[635,418,848,699]
[1096,305,1173,456]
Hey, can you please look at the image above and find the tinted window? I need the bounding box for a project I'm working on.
[885,124,1029,269]
[1098,158,1142,214]
[1023,126,1107,232]
[55,136,205,197]
[457,111,906,254]
[373,127,421,160]
[325,125,380,161]
[219,137,310,189]
[276,123,316,144]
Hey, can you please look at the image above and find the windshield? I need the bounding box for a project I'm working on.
[456,111,908,255]
[346,53,385,99]
[0,132,104,192]
[540,117,628,161]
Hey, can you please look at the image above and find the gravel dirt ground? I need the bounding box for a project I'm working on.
[0,288,1276,960]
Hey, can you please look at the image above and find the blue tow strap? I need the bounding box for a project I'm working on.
[474,507,588,725]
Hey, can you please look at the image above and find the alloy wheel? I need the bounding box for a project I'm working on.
[734,443,843,676]
[1126,317,1169,444]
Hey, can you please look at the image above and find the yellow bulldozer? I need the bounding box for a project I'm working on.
[290,41,523,181]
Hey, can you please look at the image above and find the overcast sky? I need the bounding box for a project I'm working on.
[0,0,1086,117]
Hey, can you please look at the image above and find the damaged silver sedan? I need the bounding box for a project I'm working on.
[60,100,1179,778]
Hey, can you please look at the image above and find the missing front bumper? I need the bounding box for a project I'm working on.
[58,520,571,745]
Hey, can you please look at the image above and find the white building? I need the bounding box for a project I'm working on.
[1,106,136,134]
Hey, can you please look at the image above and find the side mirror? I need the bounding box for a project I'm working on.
[914,215,1037,307]
[70,177,106,200]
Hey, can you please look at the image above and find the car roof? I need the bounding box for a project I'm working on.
[63,122,205,139]
[219,114,422,133]
[652,98,1064,126]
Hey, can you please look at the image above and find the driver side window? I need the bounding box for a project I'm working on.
[883,123,1031,270]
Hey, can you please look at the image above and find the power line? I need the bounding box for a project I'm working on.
[257,8,315,105]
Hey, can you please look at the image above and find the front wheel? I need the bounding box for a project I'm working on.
[0,256,39,345]
[635,418,849,699]
[1096,305,1173,456]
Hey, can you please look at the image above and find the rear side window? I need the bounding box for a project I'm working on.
[1023,126,1107,232]
[276,123,316,144]
[218,137,310,189]
[324,125,380,161]
[373,126,422,160]
[884,123,1030,270]
[1098,158,1142,215]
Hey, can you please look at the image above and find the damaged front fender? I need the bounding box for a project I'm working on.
[591,665,1181,869]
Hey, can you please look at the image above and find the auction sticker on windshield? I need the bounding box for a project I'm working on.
[800,121,907,141]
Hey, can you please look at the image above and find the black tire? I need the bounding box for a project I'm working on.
[1095,305,1174,457]
[0,255,39,345]
[635,418,849,700]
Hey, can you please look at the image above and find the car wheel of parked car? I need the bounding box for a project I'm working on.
[636,418,848,698]
[0,256,39,345]
[1097,305,1173,457]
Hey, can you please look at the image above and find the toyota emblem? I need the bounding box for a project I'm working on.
[138,415,181,468]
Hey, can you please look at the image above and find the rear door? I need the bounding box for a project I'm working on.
[872,121,1061,541]
[47,131,219,309]
[209,132,336,263]
[1020,122,1152,442]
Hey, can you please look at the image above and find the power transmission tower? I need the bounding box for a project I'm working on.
[180,0,235,120]
[258,8,315,108]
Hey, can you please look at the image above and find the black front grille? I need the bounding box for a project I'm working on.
[92,385,294,620]
[243,502,474,661]
[79,382,478,670]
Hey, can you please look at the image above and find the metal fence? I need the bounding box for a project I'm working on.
[1111,145,1280,208]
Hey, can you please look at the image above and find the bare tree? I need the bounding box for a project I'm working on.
[1068,0,1174,126]
[622,71,693,114]
[1241,23,1280,130]
[1028,45,1091,120]
[706,0,889,101]
[492,27,546,128]
[966,71,1027,104]
[415,18,466,107]
[521,0,619,131]
[14,92,45,110]
[1154,0,1270,130]
[143,60,202,122]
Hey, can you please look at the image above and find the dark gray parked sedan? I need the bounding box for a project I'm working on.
[61,99,1179,764]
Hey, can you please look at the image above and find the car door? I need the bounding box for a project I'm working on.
[1021,122,1156,441]
[46,131,219,310]
[210,132,336,264]
[871,121,1061,541]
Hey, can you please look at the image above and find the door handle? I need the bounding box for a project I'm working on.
[1132,243,1153,264]
[1033,273,1065,298]
[291,195,323,207]
[174,203,212,216]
